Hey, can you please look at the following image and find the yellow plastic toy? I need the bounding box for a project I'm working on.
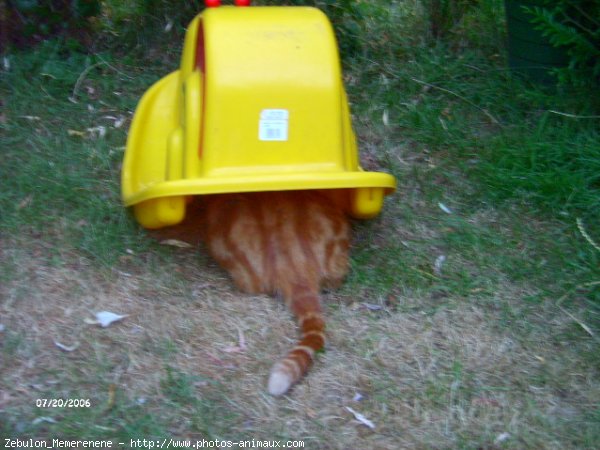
[121,1,396,229]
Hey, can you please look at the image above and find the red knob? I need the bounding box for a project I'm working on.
[205,0,221,7]
[235,0,251,5]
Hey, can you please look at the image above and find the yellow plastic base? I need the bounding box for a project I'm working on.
[122,6,396,229]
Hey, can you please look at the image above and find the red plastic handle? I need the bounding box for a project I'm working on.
[205,0,251,6]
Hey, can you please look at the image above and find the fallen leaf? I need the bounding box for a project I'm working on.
[54,341,80,352]
[433,255,446,276]
[352,392,364,402]
[345,406,375,429]
[87,126,106,138]
[438,202,452,214]
[361,303,383,311]
[223,327,247,353]
[439,117,448,131]
[86,311,128,328]
[160,239,193,249]
[382,109,389,127]
[114,116,125,128]
[107,383,116,409]
[494,432,511,444]
[32,417,57,425]
[17,195,33,210]
[68,129,87,137]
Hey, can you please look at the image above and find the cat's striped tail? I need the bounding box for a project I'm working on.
[267,288,325,396]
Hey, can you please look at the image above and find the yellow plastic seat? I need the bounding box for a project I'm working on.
[121,5,396,229]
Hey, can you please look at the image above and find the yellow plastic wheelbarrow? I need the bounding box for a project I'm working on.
[121,0,396,229]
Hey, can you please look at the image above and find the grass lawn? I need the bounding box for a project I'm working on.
[1,1,599,448]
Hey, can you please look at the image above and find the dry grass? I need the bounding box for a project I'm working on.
[2,226,598,448]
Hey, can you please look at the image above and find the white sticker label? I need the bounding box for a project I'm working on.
[259,109,288,141]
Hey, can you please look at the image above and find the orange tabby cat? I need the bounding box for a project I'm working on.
[203,190,350,395]
[156,190,350,395]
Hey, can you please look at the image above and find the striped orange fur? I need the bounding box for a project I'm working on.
[201,190,350,395]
